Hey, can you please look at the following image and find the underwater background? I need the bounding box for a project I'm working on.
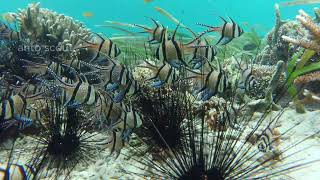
[1,0,320,179]
[0,0,318,36]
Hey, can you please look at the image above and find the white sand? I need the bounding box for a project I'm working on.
[1,108,320,180]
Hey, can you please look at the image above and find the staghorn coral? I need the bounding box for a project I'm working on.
[282,9,320,52]
[258,4,310,65]
[273,4,287,46]
[294,71,320,85]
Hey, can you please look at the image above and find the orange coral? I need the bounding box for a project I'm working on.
[296,9,320,38]
[294,71,320,85]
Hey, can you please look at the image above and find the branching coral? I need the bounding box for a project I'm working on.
[258,4,308,65]
[273,4,287,46]
[282,9,320,52]
[294,71,320,85]
[0,3,94,80]
[17,2,92,55]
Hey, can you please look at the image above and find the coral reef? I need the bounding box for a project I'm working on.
[282,9,320,51]
[258,4,307,65]
[294,71,320,85]
[245,61,284,114]
[17,2,92,60]
[1,2,320,180]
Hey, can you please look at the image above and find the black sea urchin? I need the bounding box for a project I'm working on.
[28,101,102,179]
[132,83,193,156]
[125,84,320,180]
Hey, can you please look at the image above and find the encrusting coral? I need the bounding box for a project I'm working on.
[246,61,284,114]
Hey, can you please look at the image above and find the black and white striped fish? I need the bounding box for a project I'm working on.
[106,128,125,158]
[235,57,257,94]
[137,60,178,88]
[46,68,98,107]
[0,163,35,180]
[257,127,275,153]
[77,33,121,62]
[0,93,42,130]
[95,91,127,128]
[20,59,78,80]
[105,107,142,157]
[187,16,244,46]
[84,59,140,103]
[95,91,142,132]
[112,105,142,135]
[0,22,21,41]
[134,17,166,44]
[156,24,187,68]
[189,38,218,69]
[187,61,228,101]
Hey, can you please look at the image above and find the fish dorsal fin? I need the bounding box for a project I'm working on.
[228,16,236,25]
[148,17,160,28]
[94,32,107,41]
[19,58,47,67]
[47,67,78,88]
[143,59,157,68]
[207,60,214,72]
[219,16,228,24]
[184,26,197,37]
[23,88,48,99]
[134,23,151,32]
[172,23,181,41]
[161,27,169,42]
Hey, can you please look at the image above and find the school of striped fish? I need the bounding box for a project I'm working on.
[0,4,291,179]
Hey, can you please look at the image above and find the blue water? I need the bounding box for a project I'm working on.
[0,0,318,36]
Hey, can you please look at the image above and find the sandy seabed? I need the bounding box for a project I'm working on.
[1,108,320,180]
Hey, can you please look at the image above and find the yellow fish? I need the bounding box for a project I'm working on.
[281,0,320,6]
[83,12,94,18]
